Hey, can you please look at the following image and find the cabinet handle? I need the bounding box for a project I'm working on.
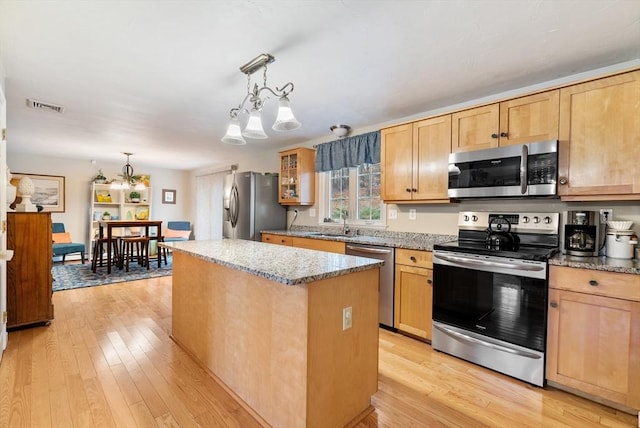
[412,188,417,192]
[405,188,411,193]
[426,279,432,285]
[558,177,568,185]
[500,132,508,137]
[491,133,498,139]
[410,256,416,262]
[550,301,558,308]
[588,280,598,287]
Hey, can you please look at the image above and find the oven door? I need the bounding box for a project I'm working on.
[432,250,548,352]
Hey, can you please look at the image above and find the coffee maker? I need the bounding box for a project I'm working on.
[561,211,602,257]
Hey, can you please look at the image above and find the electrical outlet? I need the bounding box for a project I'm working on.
[409,209,416,220]
[342,306,352,330]
[309,208,315,217]
[600,209,613,224]
[388,209,397,220]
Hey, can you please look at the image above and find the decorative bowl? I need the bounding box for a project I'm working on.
[607,220,633,230]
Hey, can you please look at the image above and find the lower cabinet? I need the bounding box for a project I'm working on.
[7,212,54,329]
[394,248,433,341]
[547,266,640,411]
[261,233,293,246]
[261,233,345,254]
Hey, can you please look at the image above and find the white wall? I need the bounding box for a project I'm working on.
[7,153,190,248]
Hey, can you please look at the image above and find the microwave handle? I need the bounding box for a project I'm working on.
[520,144,528,194]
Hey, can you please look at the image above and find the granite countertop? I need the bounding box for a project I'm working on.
[262,228,457,251]
[265,228,640,276]
[161,239,383,285]
[549,254,640,275]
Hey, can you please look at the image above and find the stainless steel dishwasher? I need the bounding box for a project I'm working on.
[345,243,395,329]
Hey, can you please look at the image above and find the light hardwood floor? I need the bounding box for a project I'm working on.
[0,276,637,427]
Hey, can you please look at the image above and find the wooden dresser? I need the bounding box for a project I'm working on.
[7,212,54,329]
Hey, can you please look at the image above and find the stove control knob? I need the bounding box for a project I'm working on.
[544,216,552,224]
[522,216,530,223]
[533,216,540,224]
[463,215,470,222]
[472,215,478,222]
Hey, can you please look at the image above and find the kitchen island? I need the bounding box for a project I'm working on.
[162,239,383,428]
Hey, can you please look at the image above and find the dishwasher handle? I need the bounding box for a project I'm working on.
[346,245,392,255]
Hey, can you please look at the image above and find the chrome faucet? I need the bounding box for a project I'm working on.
[342,216,351,235]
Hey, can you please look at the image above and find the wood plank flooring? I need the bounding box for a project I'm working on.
[0,276,637,427]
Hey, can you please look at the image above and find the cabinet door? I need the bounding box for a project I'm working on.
[291,237,345,254]
[499,90,559,146]
[381,124,414,201]
[547,288,640,409]
[262,233,293,246]
[413,116,451,201]
[278,148,315,206]
[558,70,640,199]
[451,104,499,152]
[7,213,53,328]
[394,264,432,340]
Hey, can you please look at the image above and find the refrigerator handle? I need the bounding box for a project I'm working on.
[229,182,239,228]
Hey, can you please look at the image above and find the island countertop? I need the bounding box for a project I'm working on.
[161,239,383,285]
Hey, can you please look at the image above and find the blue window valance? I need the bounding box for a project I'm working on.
[314,130,381,172]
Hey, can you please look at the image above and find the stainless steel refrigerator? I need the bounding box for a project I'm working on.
[223,171,286,241]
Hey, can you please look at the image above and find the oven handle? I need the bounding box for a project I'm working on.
[520,144,528,195]
[434,323,542,360]
[433,252,545,272]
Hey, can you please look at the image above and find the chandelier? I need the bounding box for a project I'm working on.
[221,53,301,145]
[110,152,145,190]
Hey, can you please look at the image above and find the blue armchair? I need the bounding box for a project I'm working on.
[52,223,86,264]
[163,221,191,242]
[154,221,191,266]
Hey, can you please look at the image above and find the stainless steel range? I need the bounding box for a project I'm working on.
[432,211,560,387]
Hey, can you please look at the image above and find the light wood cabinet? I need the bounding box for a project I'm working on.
[7,212,54,329]
[261,233,293,246]
[394,248,433,341]
[262,233,345,254]
[452,104,500,152]
[558,70,640,200]
[278,148,315,205]
[547,266,640,411]
[451,90,559,152]
[381,116,450,203]
[291,236,345,254]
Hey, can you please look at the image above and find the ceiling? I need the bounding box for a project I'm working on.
[1,1,639,171]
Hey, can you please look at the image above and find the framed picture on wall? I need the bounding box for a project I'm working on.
[11,173,65,212]
[162,189,176,204]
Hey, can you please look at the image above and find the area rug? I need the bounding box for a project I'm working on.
[52,255,172,291]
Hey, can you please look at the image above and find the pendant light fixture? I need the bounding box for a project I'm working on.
[111,152,145,190]
[221,53,301,145]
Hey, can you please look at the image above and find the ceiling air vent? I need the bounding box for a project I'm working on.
[26,98,65,114]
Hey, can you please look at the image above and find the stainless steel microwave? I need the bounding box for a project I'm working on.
[448,140,558,198]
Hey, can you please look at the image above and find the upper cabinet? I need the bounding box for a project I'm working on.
[558,70,640,201]
[451,90,560,152]
[278,147,315,206]
[381,116,451,203]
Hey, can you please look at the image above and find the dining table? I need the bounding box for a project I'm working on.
[98,220,163,273]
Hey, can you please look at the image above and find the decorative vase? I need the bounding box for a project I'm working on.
[6,184,16,211]
[16,176,37,212]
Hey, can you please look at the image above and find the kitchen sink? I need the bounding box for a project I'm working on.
[307,232,348,238]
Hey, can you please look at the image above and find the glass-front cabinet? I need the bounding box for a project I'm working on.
[278,147,315,205]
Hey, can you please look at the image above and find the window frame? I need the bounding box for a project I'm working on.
[319,163,386,227]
